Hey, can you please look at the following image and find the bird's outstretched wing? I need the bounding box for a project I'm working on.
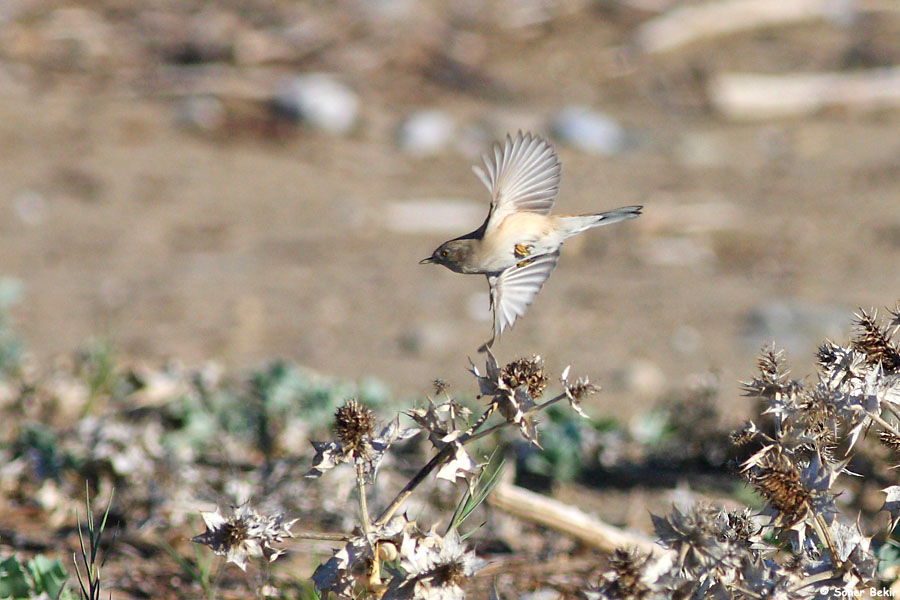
[480,250,561,351]
[473,131,561,235]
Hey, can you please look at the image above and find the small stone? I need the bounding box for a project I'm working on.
[13,189,46,225]
[396,110,455,156]
[175,95,226,133]
[549,105,629,155]
[272,74,359,135]
[622,359,666,400]
[671,325,701,354]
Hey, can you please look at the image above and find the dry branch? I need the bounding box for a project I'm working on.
[631,0,900,55]
[488,482,661,555]
[708,67,900,120]
[632,0,837,55]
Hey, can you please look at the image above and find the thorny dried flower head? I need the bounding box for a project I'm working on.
[306,400,418,481]
[560,365,598,418]
[878,429,900,452]
[191,502,295,571]
[852,309,900,373]
[730,421,760,447]
[500,355,547,399]
[432,378,450,395]
[741,345,795,399]
[334,398,376,457]
[652,504,750,574]
[384,528,486,600]
[313,516,413,598]
[469,352,541,446]
[595,547,657,599]
[742,445,810,526]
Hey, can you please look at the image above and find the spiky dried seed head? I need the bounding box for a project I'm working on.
[852,309,900,373]
[501,356,548,398]
[730,422,758,447]
[223,518,249,548]
[741,346,794,398]
[747,451,810,526]
[568,376,600,400]
[431,560,467,588]
[816,342,841,369]
[605,547,651,599]
[432,378,450,395]
[334,399,375,454]
[721,509,758,544]
[879,430,900,452]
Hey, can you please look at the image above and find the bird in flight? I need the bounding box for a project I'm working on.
[420,131,641,351]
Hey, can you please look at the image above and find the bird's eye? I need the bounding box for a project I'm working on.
[440,249,449,258]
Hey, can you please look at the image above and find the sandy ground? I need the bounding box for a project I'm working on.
[1,4,900,423]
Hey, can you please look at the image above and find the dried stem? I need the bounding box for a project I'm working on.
[870,411,900,441]
[375,443,456,527]
[292,531,351,542]
[812,512,843,570]
[357,463,372,537]
[374,390,564,526]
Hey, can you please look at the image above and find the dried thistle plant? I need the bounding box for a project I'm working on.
[191,502,296,571]
[593,302,900,600]
[852,309,900,373]
[188,350,596,598]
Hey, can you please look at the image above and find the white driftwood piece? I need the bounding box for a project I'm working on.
[709,67,900,120]
[633,0,845,55]
[489,482,662,555]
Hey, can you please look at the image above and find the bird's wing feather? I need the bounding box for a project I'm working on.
[481,250,561,350]
[472,131,561,235]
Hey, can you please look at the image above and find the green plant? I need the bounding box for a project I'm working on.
[0,278,23,376]
[73,485,115,600]
[0,554,73,599]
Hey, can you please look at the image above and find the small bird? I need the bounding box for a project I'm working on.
[420,131,641,351]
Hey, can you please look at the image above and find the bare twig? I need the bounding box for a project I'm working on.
[632,0,839,55]
[488,482,662,556]
[709,67,900,120]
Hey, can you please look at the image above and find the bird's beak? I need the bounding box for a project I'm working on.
[419,257,434,264]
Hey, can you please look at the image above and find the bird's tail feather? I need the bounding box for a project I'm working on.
[559,205,642,237]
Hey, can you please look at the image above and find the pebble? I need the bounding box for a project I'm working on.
[175,95,226,133]
[12,189,46,225]
[670,324,701,354]
[621,359,666,400]
[396,110,455,156]
[549,106,629,155]
[272,74,359,135]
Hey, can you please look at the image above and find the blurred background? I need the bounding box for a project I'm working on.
[1,0,900,417]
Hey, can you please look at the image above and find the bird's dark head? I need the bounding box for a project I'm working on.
[419,239,474,273]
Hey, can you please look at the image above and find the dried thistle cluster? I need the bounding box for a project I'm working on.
[189,350,596,598]
[191,503,296,571]
[592,305,900,599]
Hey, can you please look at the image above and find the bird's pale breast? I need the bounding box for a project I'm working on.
[474,212,563,273]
